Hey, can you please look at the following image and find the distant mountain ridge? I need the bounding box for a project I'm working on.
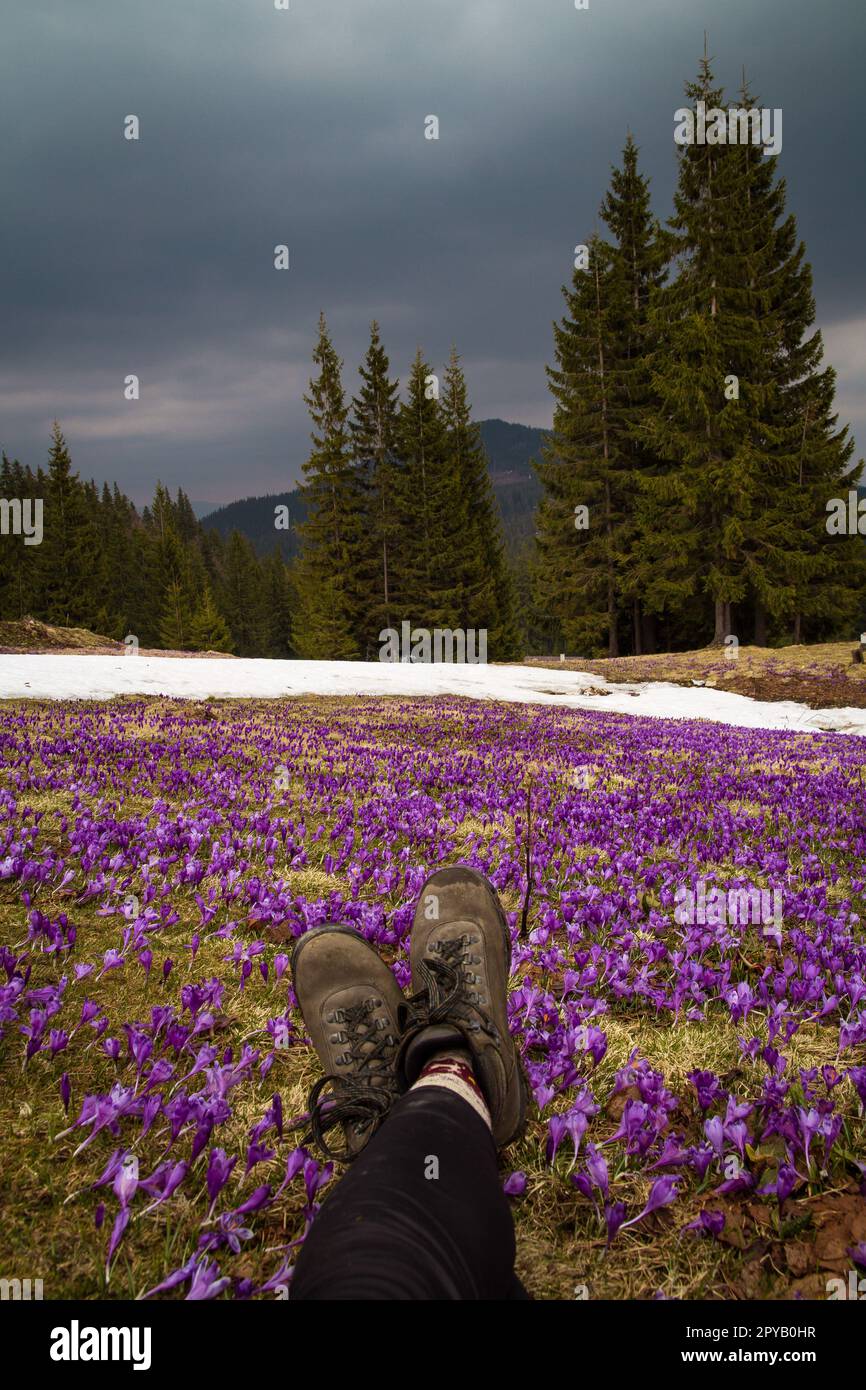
[200,418,546,559]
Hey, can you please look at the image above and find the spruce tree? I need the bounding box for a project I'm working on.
[534,234,629,656]
[392,351,463,632]
[293,315,366,659]
[441,348,521,658]
[0,453,39,620]
[634,51,788,646]
[600,135,670,653]
[221,530,267,656]
[38,424,96,628]
[728,78,865,642]
[262,549,294,657]
[349,322,401,648]
[145,483,200,649]
[188,584,234,652]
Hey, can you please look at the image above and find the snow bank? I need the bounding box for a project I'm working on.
[1,653,865,736]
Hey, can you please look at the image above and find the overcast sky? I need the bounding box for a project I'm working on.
[1,0,864,508]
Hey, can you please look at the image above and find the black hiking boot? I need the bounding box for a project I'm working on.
[291,925,404,1160]
[395,866,529,1148]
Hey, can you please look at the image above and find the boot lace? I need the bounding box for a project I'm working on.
[299,999,397,1162]
[405,936,499,1041]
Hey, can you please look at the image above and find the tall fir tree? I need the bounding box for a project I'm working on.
[441,348,521,657]
[262,548,294,657]
[145,483,199,649]
[600,134,670,653]
[0,453,39,619]
[293,315,367,659]
[534,234,631,656]
[728,78,864,642]
[188,583,234,652]
[220,530,266,656]
[633,50,794,645]
[349,322,401,649]
[392,351,463,632]
[37,424,97,628]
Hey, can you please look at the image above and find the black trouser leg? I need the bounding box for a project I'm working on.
[291,1087,526,1300]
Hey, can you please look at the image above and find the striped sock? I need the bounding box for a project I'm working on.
[412,1049,492,1130]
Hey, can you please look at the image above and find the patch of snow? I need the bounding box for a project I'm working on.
[1,654,864,736]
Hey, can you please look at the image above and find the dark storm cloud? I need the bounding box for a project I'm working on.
[1,0,864,505]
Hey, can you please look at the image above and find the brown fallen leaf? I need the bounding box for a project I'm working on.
[605,1084,640,1122]
[784,1240,812,1278]
[746,1202,774,1228]
[788,1273,830,1301]
[815,1226,851,1272]
[737,1259,766,1299]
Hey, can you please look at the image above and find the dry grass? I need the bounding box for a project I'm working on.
[525,642,866,709]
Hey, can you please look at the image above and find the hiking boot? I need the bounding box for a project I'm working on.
[395,866,529,1148]
[291,925,404,1161]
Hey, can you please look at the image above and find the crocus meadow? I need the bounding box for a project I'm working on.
[1,695,865,1299]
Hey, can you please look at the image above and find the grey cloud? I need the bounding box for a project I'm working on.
[1,0,863,505]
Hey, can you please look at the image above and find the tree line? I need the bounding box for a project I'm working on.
[533,53,865,656]
[0,330,520,662]
[0,430,293,656]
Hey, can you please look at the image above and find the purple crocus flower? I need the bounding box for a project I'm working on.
[704,1116,725,1158]
[142,1255,199,1299]
[140,1094,162,1138]
[503,1171,527,1198]
[847,1066,866,1108]
[97,948,125,979]
[714,1168,756,1196]
[757,1163,798,1206]
[604,1201,627,1245]
[682,1209,725,1237]
[584,1143,609,1198]
[113,1153,139,1207]
[139,1161,189,1215]
[215,1212,254,1254]
[302,1158,333,1207]
[546,1114,568,1164]
[275,1146,308,1198]
[621,1177,679,1230]
[648,1135,691,1171]
[186,1259,230,1301]
[232,1183,273,1218]
[105,1207,131,1279]
[253,1260,293,1297]
[274,954,289,980]
[571,1172,595,1203]
[207,1148,238,1212]
[688,1070,723,1111]
[796,1107,823,1168]
[245,1140,275,1176]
